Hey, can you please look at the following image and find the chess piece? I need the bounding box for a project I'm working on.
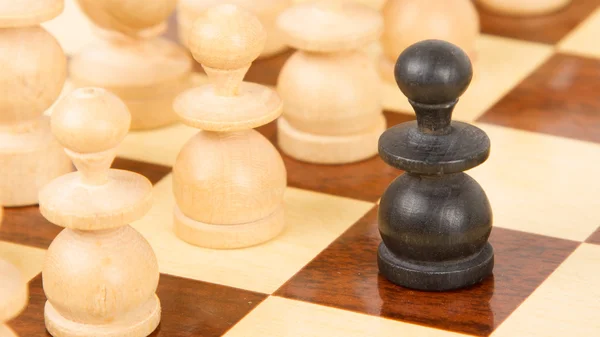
[276,0,386,164]
[40,88,160,337]
[0,0,72,207]
[377,40,494,291]
[70,0,193,130]
[380,0,479,83]
[0,207,29,337]
[177,0,291,59]
[476,0,572,16]
[172,4,287,249]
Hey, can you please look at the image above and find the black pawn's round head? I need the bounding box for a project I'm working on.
[394,39,473,105]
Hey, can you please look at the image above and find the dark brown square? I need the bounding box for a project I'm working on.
[0,158,171,249]
[477,0,600,44]
[10,274,267,337]
[0,206,59,249]
[478,53,600,144]
[255,112,412,202]
[585,227,600,245]
[112,157,172,185]
[276,206,580,336]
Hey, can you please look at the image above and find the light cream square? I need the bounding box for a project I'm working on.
[468,123,600,241]
[132,175,374,294]
[117,123,198,166]
[491,244,600,337]
[115,74,208,166]
[381,34,553,122]
[0,241,46,281]
[225,296,472,337]
[558,7,600,59]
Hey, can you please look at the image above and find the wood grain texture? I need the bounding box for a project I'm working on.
[225,296,473,337]
[478,53,600,144]
[276,207,580,336]
[490,243,600,337]
[475,0,600,44]
[10,274,267,337]
[5,6,600,337]
[171,5,287,249]
[586,227,600,245]
[256,111,411,202]
[41,89,163,336]
[131,174,374,294]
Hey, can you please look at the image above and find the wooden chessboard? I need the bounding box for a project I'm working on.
[3,0,600,336]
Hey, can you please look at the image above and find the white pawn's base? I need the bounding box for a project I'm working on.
[174,205,285,249]
[0,325,18,337]
[277,115,386,165]
[44,295,160,337]
[0,117,72,207]
[476,0,571,16]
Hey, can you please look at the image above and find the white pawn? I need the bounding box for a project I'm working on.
[177,0,291,59]
[276,0,386,164]
[476,0,571,16]
[0,207,29,337]
[40,88,160,337]
[173,4,287,249]
[0,0,72,206]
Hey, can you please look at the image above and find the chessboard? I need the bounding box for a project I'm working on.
[2,0,600,336]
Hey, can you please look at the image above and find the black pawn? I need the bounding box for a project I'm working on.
[377,39,494,291]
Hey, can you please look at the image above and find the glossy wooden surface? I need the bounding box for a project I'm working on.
[11,274,267,337]
[587,227,600,245]
[478,53,600,144]
[2,3,600,337]
[276,207,580,336]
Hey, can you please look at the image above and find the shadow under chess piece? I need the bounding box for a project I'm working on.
[377,273,496,334]
[377,39,494,291]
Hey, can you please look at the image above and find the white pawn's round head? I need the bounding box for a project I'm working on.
[51,88,131,154]
[188,4,266,70]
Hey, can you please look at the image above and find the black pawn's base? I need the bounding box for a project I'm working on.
[378,242,494,291]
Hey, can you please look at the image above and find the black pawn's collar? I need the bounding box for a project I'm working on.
[378,39,490,175]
